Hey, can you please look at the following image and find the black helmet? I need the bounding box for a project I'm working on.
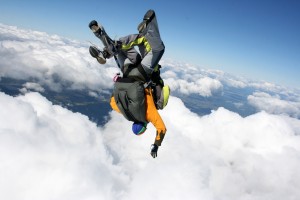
[89,20,98,29]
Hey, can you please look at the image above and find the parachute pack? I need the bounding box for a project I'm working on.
[113,77,147,123]
[113,61,150,123]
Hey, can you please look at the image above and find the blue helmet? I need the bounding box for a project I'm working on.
[132,122,147,135]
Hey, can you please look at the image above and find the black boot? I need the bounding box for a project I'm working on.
[138,10,156,33]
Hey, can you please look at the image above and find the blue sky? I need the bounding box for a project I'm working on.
[1,0,299,88]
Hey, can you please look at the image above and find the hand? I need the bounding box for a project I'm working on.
[150,144,158,158]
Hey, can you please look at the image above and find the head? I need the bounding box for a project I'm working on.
[132,122,147,136]
[89,20,99,32]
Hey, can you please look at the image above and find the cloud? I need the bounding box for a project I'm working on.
[160,60,223,97]
[0,23,119,92]
[0,23,225,98]
[19,82,45,93]
[2,23,299,103]
[0,92,129,200]
[248,92,300,118]
[159,59,300,118]
[1,91,300,200]
[165,76,223,96]
[0,24,225,98]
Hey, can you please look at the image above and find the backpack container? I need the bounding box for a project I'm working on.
[113,77,147,123]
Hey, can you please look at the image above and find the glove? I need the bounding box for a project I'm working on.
[150,144,158,158]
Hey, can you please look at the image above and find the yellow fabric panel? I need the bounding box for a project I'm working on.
[121,36,152,52]
[110,96,121,113]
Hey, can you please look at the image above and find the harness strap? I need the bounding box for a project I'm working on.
[137,64,150,82]
[122,64,150,83]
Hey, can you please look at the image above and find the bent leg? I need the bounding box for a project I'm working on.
[138,10,165,52]
[141,49,165,75]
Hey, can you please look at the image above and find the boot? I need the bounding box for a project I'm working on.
[138,10,155,33]
[89,46,106,64]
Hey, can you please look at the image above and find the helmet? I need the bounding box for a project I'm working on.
[132,122,147,135]
[89,20,98,29]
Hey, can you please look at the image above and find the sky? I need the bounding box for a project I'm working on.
[0,0,300,88]
[1,12,300,200]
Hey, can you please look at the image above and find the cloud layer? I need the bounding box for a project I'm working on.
[0,23,118,93]
[1,24,300,199]
[248,92,300,118]
[160,61,223,96]
[0,23,224,97]
[1,91,300,200]
[2,23,300,120]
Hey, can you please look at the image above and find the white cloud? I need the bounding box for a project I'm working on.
[224,77,247,88]
[0,24,224,97]
[1,91,300,200]
[160,60,223,97]
[20,82,45,93]
[159,59,291,98]
[0,23,119,92]
[249,81,283,93]
[159,59,300,117]
[165,76,223,96]
[248,92,300,118]
[0,92,129,200]
[3,23,299,102]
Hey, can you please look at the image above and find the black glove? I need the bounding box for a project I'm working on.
[150,144,158,158]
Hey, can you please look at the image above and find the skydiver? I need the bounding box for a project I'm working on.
[89,9,169,110]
